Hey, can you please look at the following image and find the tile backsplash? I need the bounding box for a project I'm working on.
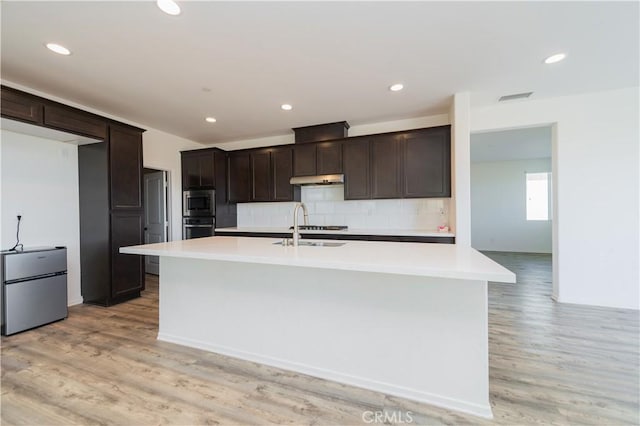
[236,185,449,230]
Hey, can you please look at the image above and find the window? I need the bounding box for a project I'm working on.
[526,172,550,221]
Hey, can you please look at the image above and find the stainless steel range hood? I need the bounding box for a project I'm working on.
[289,174,344,186]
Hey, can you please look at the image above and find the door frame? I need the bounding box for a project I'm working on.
[143,167,170,275]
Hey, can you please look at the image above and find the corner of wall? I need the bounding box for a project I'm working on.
[451,93,471,246]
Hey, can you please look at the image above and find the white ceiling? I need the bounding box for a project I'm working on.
[471,126,551,163]
[1,2,638,144]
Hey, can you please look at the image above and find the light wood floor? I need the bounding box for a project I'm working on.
[2,252,638,425]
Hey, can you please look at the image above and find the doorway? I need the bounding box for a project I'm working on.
[469,125,554,293]
[143,168,169,275]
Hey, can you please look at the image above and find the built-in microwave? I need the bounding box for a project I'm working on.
[183,189,215,217]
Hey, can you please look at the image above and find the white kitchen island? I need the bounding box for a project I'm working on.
[121,236,515,418]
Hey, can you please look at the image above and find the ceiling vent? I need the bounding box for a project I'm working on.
[499,92,533,102]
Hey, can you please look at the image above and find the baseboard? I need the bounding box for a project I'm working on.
[67,296,83,306]
[158,332,494,419]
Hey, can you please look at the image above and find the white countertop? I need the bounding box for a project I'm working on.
[214,227,455,237]
[121,236,514,283]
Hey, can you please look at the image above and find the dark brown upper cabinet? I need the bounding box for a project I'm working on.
[293,141,342,176]
[293,144,317,176]
[1,85,107,140]
[228,151,252,203]
[109,125,144,210]
[271,146,298,201]
[1,87,43,124]
[317,142,343,175]
[250,147,299,203]
[181,150,215,190]
[402,127,451,198]
[44,105,107,140]
[250,149,272,202]
[370,134,402,199]
[343,138,371,200]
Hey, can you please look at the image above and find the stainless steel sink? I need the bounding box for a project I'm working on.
[273,240,345,247]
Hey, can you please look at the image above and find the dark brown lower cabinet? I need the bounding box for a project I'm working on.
[110,212,144,299]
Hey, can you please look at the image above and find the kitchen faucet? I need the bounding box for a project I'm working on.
[292,202,309,247]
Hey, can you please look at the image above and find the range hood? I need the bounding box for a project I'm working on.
[289,174,344,186]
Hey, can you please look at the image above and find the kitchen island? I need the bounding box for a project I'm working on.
[121,236,515,418]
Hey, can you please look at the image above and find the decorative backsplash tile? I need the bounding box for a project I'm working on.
[236,185,449,230]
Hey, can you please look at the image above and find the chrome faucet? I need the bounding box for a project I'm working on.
[292,202,309,246]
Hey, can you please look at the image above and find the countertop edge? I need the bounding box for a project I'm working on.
[121,239,515,284]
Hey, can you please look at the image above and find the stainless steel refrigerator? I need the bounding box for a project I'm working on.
[1,247,68,335]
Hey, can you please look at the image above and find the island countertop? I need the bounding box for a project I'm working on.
[121,236,515,283]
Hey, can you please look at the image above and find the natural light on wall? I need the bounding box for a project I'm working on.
[526,172,550,221]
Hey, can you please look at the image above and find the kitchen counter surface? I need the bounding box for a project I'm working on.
[121,236,513,283]
[214,226,455,237]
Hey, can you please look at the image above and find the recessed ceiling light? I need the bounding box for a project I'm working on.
[205,117,217,123]
[281,104,293,111]
[45,43,71,55]
[389,83,404,92]
[544,53,566,64]
[157,0,181,16]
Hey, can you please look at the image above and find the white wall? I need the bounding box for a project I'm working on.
[0,130,82,305]
[142,129,201,241]
[471,158,552,253]
[237,186,450,230]
[470,87,639,310]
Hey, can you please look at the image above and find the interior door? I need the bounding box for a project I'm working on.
[144,171,167,275]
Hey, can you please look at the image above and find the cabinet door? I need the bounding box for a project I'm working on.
[1,87,43,124]
[370,134,402,199]
[44,105,107,139]
[272,147,297,201]
[111,211,144,298]
[109,125,143,209]
[403,128,451,198]
[198,151,216,188]
[228,152,251,203]
[293,144,317,176]
[317,141,343,175]
[343,139,370,200]
[181,153,200,190]
[251,149,272,202]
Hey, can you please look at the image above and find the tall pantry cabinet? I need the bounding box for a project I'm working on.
[78,124,145,306]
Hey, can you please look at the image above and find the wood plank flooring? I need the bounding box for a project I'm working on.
[2,252,638,425]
